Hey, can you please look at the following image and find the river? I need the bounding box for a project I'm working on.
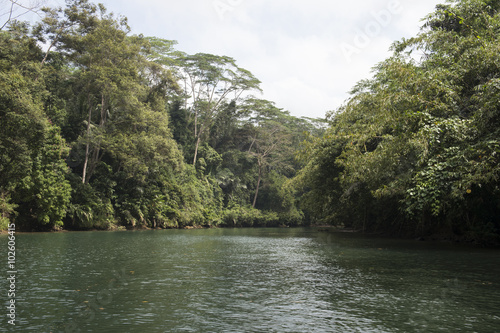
[1,228,500,332]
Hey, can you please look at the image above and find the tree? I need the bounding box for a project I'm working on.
[240,98,293,208]
[37,0,180,184]
[249,122,291,208]
[0,23,71,230]
[32,0,187,229]
[174,53,261,165]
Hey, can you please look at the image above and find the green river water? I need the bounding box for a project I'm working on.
[1,228,500,332]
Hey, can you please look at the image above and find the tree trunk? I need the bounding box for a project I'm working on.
[247,135,256,153]
[82,100,93,184]
[193,136,201,165]
[83,94,107,183]
[41,39,57,67]
[252,162,262,208]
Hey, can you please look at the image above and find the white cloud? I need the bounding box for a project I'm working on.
[44,0,444,118]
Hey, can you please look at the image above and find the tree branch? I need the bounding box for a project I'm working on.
[1,0,46,30]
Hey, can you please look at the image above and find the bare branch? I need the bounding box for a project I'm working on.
[0,1,15,30]
[1,0,47,30]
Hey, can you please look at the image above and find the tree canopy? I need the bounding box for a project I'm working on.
[295,0,500,244]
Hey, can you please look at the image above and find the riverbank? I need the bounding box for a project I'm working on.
[3,224,498,247]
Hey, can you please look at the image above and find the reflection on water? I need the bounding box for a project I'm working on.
[1,228,500,332]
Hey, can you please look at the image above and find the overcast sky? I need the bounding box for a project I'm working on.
[40,0,445,119]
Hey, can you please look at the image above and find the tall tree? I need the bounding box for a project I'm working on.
[240,98,293,208]
[37,0,179,184]
[174,53,261,165]
[0,22,71,230]
[33,0,185,229]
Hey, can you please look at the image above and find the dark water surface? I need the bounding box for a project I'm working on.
[1,228,500,332]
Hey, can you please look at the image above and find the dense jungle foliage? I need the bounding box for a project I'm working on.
[0,0,324,231]
[295,0,500,244]
[1,0,499,244]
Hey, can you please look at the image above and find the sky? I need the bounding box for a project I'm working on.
[35,0,445,119]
